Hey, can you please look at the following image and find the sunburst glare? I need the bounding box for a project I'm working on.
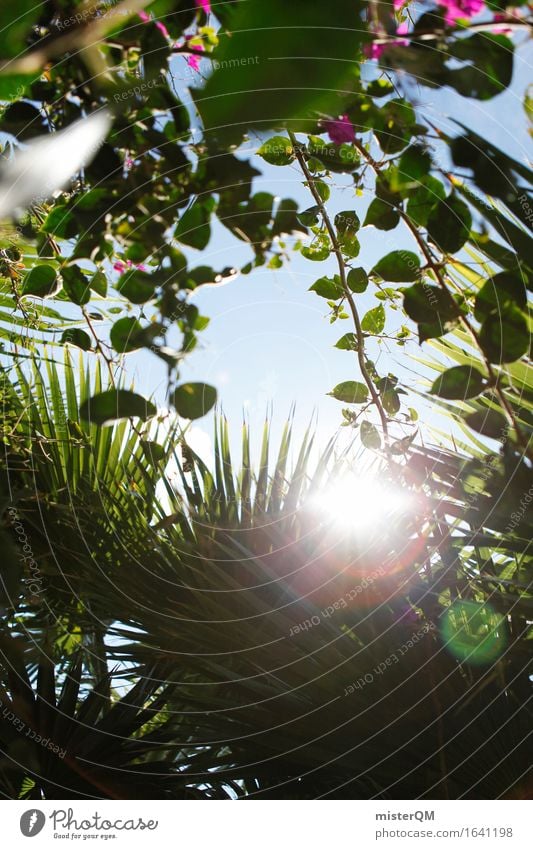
[308,471,414,538]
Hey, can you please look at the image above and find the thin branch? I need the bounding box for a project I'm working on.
[289,131,390,452]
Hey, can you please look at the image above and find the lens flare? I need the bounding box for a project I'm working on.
[308,471,414,538]
[441,600,507,665]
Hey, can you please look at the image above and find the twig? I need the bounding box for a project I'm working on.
[289,131,391,453]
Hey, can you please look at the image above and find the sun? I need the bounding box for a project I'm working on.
[308,471,414,538]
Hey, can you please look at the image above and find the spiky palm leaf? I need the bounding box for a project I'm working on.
[0,633,191,800]
[1,363,531,799]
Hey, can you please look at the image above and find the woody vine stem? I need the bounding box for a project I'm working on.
[288,130,391,456]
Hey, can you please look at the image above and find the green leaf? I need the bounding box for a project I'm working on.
[297,205,321,227]
[405,176,446,227]
[465,409,508,439]
[41,205,77,239]
[360,420,381,449]
[309,276,343,300]
[0,72,35,100]
[309,139,360,173]
[335,333,358,351]
[21,265,59,298]
[374,98,417,154]
[61,265,91,305]
[361,304,385,335]
[446,33,514,101]
[382,389,400,415]
[364,197,399,231]
[79,390,156,425]
[402,284,464,323]
[427,195,472,254]
[372,251,420,282]
[334,210,360,235]
[257,136,294,166]
[117,270,156,304]
[479,305,529,363]
[418,320,460,343]
[140,440,166,464]
[328,381,368,404]
[0,0,44,58]
[90,271,108,298]
[301,232,331,261]
[195,0,362,140]
[172,382,217,420]
[314,180,330,202]
[110,317,143,353]
[398,145,431,184]
[60,329,92,351]
[274,198,307,235]
[474,272,527,323]
[175,200,213,250]
[431,366,486,400]
[347,267,368,293]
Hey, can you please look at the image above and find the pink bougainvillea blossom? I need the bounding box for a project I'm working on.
[185,40,205,72]
[363,41,386,61]
[195,0,211,13]
[440,0,486,24]
[113,260,147,273]
[187,54,201,71]
[155,21,170,38]
[363,32,409,61]
[323,114,356,144]
[138,11,170,39]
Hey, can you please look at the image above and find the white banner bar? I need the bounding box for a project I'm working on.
[2,799,532,848]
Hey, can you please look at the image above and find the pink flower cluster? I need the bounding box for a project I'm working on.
[113,260,147,274]
[364,0,512,61]
[138,10,169,39]
[137,1,210,40]
[185,41,205,72]
[440,0,486,24]
[322,114,356,144]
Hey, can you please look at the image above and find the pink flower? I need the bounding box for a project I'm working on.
[185,39,205,72]
[113,260,146,274]
[155,21,170,38]
[195,0,211,13]
[363,33,409,61]
[440,0,486,24]
[363,41,387,60]
[187,54,201,71]
[323,114,356,144]
[138,10,170,39]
